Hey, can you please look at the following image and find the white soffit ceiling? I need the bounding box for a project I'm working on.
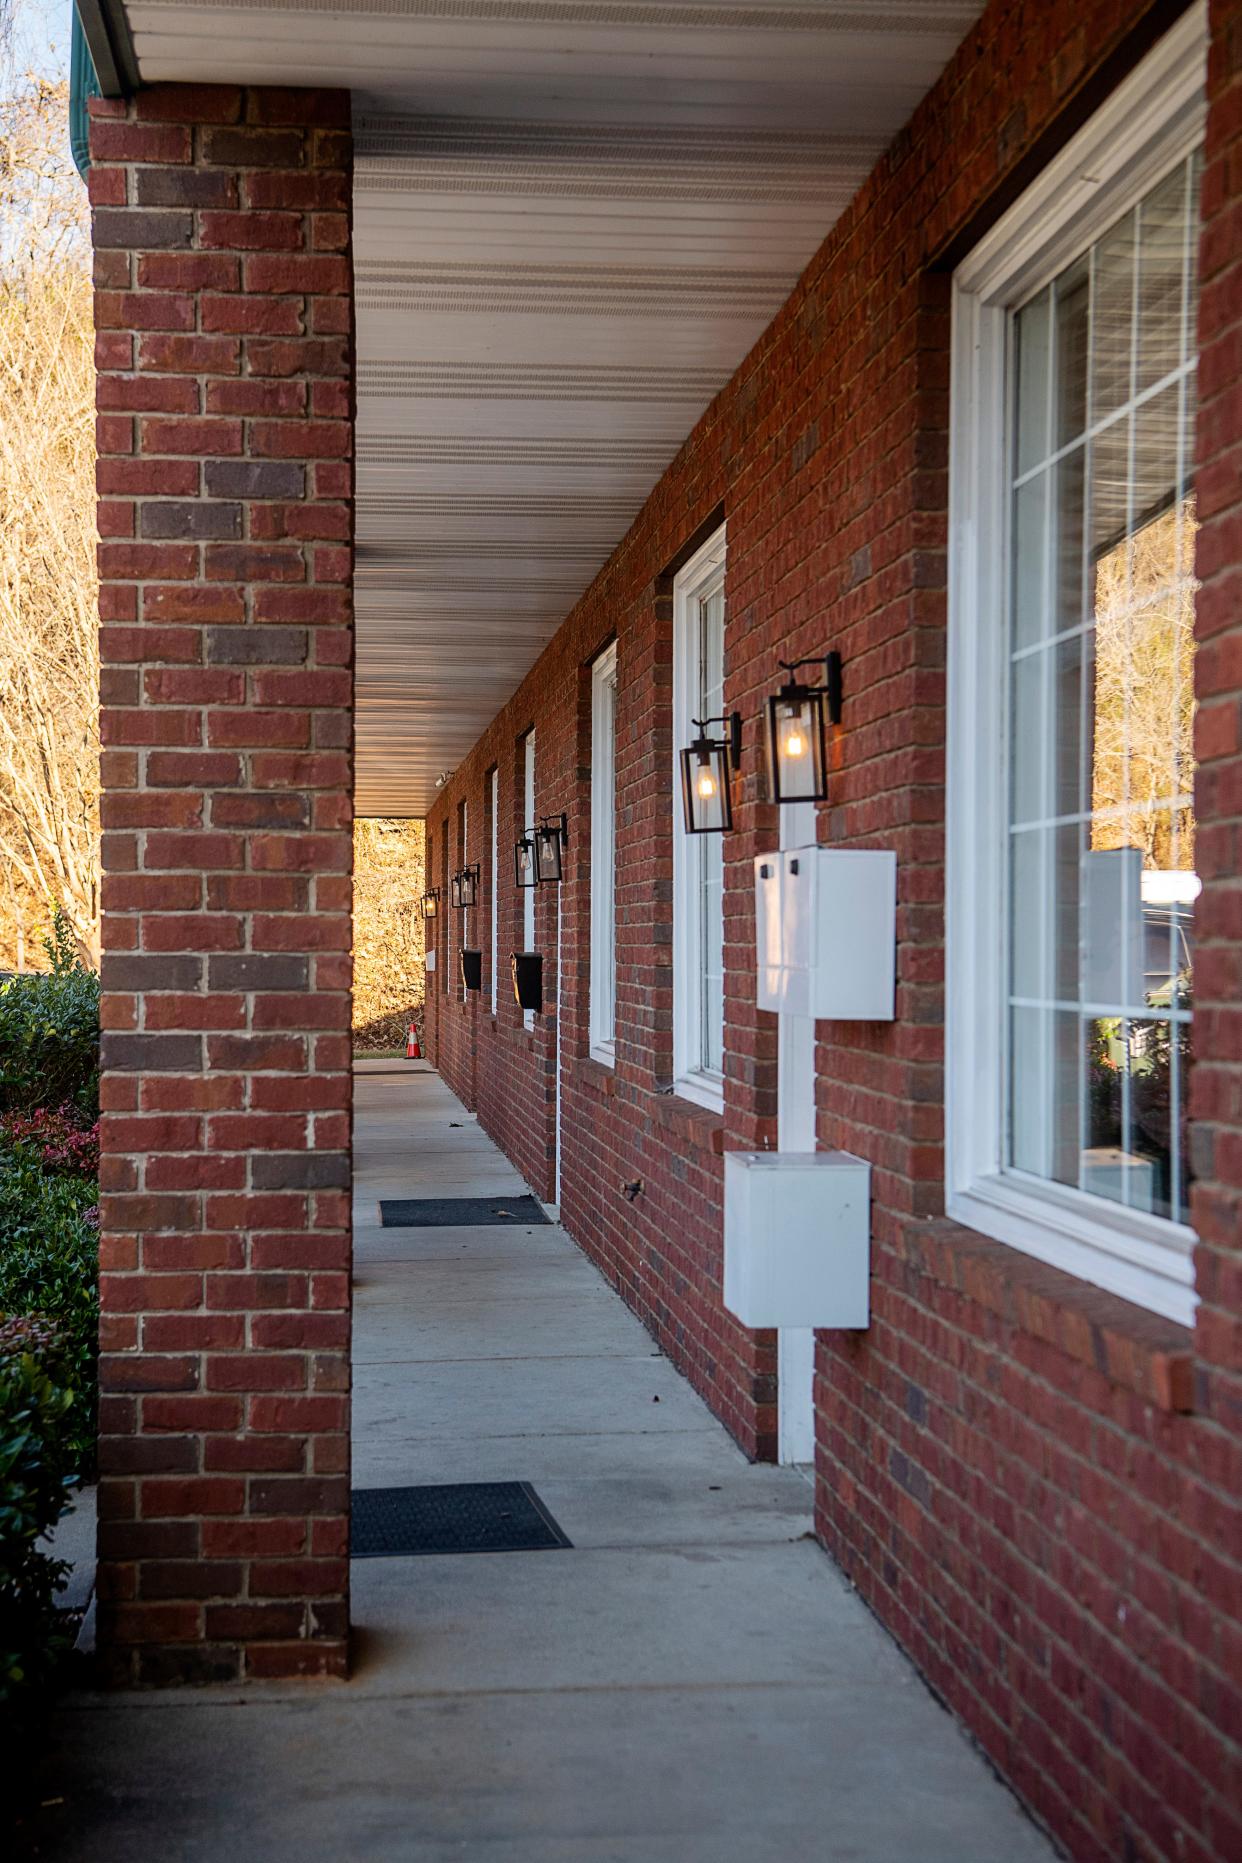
[123,2,983,816]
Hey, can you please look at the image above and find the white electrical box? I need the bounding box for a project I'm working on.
[424,948,436,973]
[754,848,896,1019]
[724,1150,870,1330]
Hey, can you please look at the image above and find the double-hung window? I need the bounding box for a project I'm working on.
[672,525,727,1112]
[458,800,468,1001]
[947,8,1205,1325]
[489,767,499,1015]
[522,730,536,1031]
[590,643,618,1065]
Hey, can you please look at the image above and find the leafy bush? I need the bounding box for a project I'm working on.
[0,1105,99,1179]
[0,1151,97,1469]
[0,1317,78,1730]
[0,911,99,1121]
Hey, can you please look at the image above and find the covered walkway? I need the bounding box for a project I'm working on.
[26,1064,1053,1862]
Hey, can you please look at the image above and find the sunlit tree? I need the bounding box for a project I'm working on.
[0,61,97,965]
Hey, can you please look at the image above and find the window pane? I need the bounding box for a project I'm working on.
[1010,648,1050,826]
[1014,288,1051,475]
[1012,471,1048,652]
[1136,164,1190,394]
[1010,824,1080,1002]
[1089,208,1135,426]
[1010,1005,1079,1186]
[1006,151,1199,1228]
[698,585,725,1078]
[1088,413,1131,566]
[1054,255,1090,447]
[1053,446,1086,634]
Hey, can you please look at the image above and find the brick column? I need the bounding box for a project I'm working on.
[89,86,354,1685]
[1192,0,1242,1479]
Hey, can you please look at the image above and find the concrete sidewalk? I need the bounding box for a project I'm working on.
[20,1063,1055,1862]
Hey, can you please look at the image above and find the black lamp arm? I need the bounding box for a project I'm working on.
[775,651,843,726]
[537,811,569,849]
[691,713,743,768]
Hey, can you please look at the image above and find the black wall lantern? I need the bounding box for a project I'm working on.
[533,814,567,884]
[514,832,538,889]
[680,712,742,835]
[451,864,480,910]
[511,950,543,1013]
[421,888,440,920]
[460,949,483,993]
[765,652,842,805]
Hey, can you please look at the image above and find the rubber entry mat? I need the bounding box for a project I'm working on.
[350,1482,572,1557]
[378,1195,550,1227]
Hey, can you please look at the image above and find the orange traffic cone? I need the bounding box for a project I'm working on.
[406,1022,421,1060]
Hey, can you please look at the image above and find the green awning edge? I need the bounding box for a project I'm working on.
[70,4,101,179]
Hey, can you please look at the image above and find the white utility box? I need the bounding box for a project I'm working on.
[424,948,436,973]
[723,1150,870,1329]
[754,848,896,1019]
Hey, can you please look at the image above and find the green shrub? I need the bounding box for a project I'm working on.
[0,909,100,1121]
[0,1151,97,1470]
[0,1317,78,1730]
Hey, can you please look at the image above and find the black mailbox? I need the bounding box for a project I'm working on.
[511,951,542,1014]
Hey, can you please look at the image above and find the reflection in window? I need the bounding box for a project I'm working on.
[1006,149,1200,1227]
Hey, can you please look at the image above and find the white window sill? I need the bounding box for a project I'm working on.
[947,1172,1196,1329]
[589,1040,616,1069]
[673,1070,725,1118]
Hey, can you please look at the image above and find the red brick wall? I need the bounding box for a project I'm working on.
[428,0,1242,1852]
[90,85,354,1685]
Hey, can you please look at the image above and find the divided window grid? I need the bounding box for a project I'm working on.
[947,10,1205,1326]
[1005,148,1200,1231]
[523,730,536,1031]
[672,527,727,1111]
[590,643,618,1064]
[489,767,499,1016]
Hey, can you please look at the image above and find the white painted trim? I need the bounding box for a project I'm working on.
[555,876,563,1206]
[946,7,1206,1330]
[489,766,499,1016]
[589,641,618,1067]
[776,795,817,1464]
[776,1015,817,1464]
[672,523,728,1116]
[523,729,536,1032]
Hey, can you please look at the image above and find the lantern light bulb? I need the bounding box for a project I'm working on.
[784,727,805,758]
[697,766,717,800]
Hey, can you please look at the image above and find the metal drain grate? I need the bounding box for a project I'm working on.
[378,1195,550,1227]
[350,1482,571,1558]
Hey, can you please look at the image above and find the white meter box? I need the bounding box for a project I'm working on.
[755,847,895,1019]
[724,1150,870,1330]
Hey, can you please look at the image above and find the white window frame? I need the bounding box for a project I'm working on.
[590,642,619,1065]
[459,799,469,1002]
[946,4,1206,1328]
[489,766,499,1016]
[522,729,536,1032]
[672,523,727,1114]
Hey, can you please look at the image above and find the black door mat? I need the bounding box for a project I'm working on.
[378,1195,550,1227]
[350,1482,572,1557]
